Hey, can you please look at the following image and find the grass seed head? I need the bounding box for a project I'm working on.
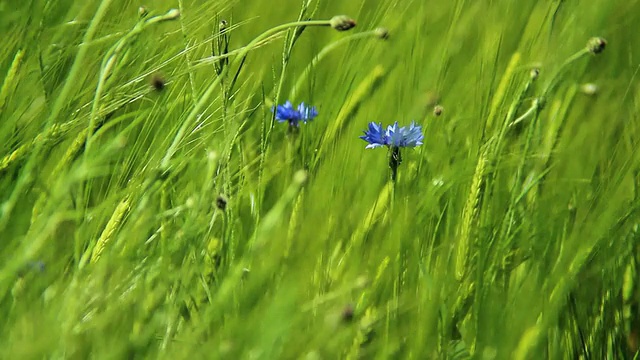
[341,304,355,322]
[164,8,181,20]
[587,37,607,54]
[330,15,357,31]
[433,105,444,116]
[375,27,390,40]
[530,67,540,80]
[150,73,166,91]
[216,195,227,211]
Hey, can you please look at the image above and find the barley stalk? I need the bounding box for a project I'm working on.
[88,196,132,264]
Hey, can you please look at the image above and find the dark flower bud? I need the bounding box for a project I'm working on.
[330,15,357,31]
[587,37,606,54]
[530,68,540,80]
[375,27,390,40]
[216,195,227,211]
[433,105,444,117]
[138,6,149,18]
[150,73,166,91]
[341,304,355,322]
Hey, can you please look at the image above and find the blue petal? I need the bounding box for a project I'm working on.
[297,102,318,122]
[308,106,318,120]
[402,121,424,147]
[360,122,387,148]
[273,100,318,126]
[362,121,424,149]
[386,122,404,147]
[274,101,300,122]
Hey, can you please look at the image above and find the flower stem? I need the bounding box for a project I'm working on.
[389,147,402,182]
[542,48,590,99]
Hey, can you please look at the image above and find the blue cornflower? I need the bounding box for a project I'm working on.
[272,100,318,127]
[360,121,424,148]
[17,260,45,277]
[360,121,424,181]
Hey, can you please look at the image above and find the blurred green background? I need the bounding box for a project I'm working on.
[1,0,640,358]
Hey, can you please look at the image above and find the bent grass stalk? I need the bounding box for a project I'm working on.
[484,52,521,134]
[259,5,314,205]
[0,0,115,234]
[542,47,590,99]
[192,33,286,70]
[84,196,131,267]
[521,40,593,206]
[177,0,199,104]
[454,52,523,281]
[455,149,487,281]
[312,65,386,170]
[28,110,140,227]
[271,2,315,133]
[526,85,578,205]
[508,98,541,127]
[0,49,25,112]
[485,70,537,188]
[85,8,181,160]
[160,18,340,170]
[0,120,77,173]
[289,28,385,102]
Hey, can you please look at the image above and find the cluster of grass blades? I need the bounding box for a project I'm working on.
[1,0,640,358]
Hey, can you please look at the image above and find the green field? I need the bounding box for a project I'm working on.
[1,0,640,358]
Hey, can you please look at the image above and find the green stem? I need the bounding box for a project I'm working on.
[192,33,285,70]
[79,9,180,220]
[389,146,401,182]
[271,5,313,133]
[542,48,589,98]
[178,0,199,104]
[508,98,541,127]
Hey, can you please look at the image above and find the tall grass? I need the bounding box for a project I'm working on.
[1,0,640,358]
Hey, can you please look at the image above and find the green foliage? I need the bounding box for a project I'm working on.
[1,0,640,358]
